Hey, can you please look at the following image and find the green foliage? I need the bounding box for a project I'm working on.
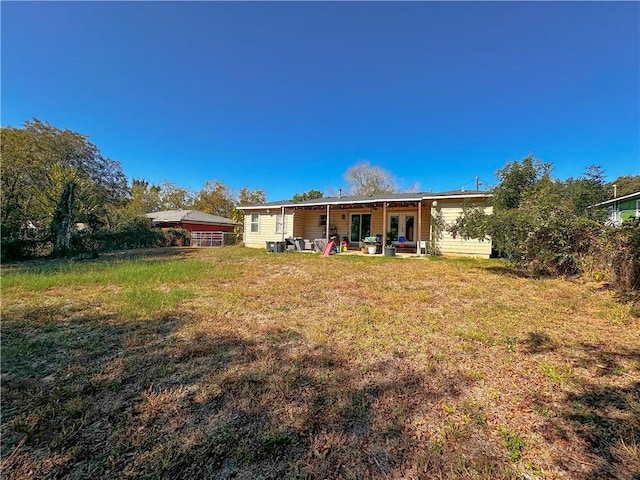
[158,181,195,210]
[126,179,162,215]
[95,212,163,250]
[563,165,608,220]
[451,156,633,284]
[491,155,550,210]
[1,120,128,241]
[193,180,235,218]
[500,427,525,462]
[292,189,324,202]
[609,175,640,198]
[595,219,640,291]
[160,228,191,247]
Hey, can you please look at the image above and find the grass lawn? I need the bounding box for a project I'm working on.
[1,247,639,479]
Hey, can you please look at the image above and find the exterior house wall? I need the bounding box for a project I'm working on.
[180,222,236,232]
[436,200,493,257]
[618,198,639,223]
[243,210,294,247]
[242,197,492,257]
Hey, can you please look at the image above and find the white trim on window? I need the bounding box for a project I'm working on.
[275,213,283,233]
[250,213,259,233]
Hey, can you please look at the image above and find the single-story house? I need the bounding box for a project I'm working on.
[145,210,240,232]
[238,190,493,258]
[592,191,640,226]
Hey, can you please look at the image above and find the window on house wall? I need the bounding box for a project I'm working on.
[275,213,283,233]
[250,213,259,233]
[319,214,327,227]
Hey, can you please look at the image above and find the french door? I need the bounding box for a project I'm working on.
[389,214,415,242]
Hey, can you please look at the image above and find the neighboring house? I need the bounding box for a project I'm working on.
[145,210,240,232]
[238,190,493,258]
[592,191,640,226]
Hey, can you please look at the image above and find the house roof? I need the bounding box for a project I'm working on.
[237,189,491,210]
[592,191,640,207]
[145,210,240,225]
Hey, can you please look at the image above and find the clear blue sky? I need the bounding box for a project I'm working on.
[2,1,639,201]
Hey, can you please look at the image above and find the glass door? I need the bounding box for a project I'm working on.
[405,215,415,242]
[350,214,371,242]
[389,216,399,243]
[388,214,415,243]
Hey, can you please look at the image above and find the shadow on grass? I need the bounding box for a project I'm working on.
[541,343,640,480]
[1,304,515,479]
[1,247,200,272]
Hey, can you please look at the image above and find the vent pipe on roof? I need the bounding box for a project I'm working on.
[338,188,343,198]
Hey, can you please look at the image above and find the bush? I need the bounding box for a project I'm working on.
[161,228,191,247]
[592,219,640,291]
[1,238,53,261]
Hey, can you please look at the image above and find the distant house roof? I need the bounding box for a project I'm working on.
[237,189,491,210]
[145,210,240,225]
[592,191,640,207]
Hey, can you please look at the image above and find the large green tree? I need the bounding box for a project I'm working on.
[1,119,128,246]
[449,156,605,275]
[610,175,640,197]
[126,179,162,215]
[292,189,324,202]
[157,181,195,210]
[193,180,236,218]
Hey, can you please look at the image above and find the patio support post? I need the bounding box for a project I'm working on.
[325,204,330,242]
[417,201,422,255]
[281,206,286,242]
[382,202,387,247]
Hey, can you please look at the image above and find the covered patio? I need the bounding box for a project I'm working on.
[240,190,493,258]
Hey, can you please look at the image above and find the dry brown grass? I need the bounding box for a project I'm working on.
[1,247,639,479]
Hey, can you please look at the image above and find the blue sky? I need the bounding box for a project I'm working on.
[2,2,639,201]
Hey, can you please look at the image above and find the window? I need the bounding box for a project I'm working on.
[319,214,327,227]
[250,213,259,233]
[275,214,283,233]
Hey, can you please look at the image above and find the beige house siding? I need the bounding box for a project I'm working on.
[436,201,493,258]
[243,210,294,248]
[243,197,491,256]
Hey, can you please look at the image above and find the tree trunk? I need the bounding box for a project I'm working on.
[52,182,76,257]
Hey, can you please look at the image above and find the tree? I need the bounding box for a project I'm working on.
[126,179,162,215]
[563,165,608,217]
[193,180,236,218]
[292,189,324,202]
[610,175,640,198]
[1,119,128,244]
[237,187,266,207]
[450,155,601,275]
[158,181,195,210]
[343,161,397,195]
[234,187,266,225]
[491,154,550,210]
